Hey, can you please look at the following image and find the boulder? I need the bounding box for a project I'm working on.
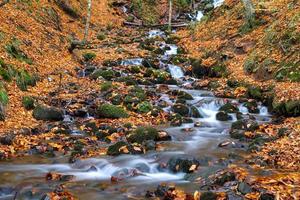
[244,100,259,113]
[172,103,189,116]
[127,126,158,144]
[33,105,63,121]
[96,104,129,119]
[216,111,232,121]
[167,156,200,173]
[191,106,202,118]
[231,119,259,131]
[219,103,239,113]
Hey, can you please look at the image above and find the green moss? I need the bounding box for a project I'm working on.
[100,81,113,91]
[5,39,32,64]
[97,32,106,41]
[22,96,35,110]
[97,103,129,119]
[83,52,96,62]
[91,69,115,80]
[137,101,152,113]
[244,53,258,74]
[107,141,128,156]
[0,59,17,82]
[16,69,38,91]
[127,126,158,144]
[0,89,9,106]
[131,0,159,25]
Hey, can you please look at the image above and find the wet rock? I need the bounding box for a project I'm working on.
[191,59,209,78]
[142,58,159,69]
[244,100,259,113]
[219,103,239,113]
[191,106,202,118]
[182,117,194,123]
[231,119,259,131]
[127,126,158,144]
[194,121,202,127]
[33,105,63,121]
[172,90,194,100]
[214,171,236,186]
[172,103,189,116]
[167,156,200,173]
[157,131,171,141]
[259,193,275,200]
[200,191,217,200]
[229,129,246,140]
[73,108,87,117]
[238,182,252,194]
[216,111,232,121]
[96,104,129,119]
[143,140,156,151]
[168,113,183,126]
[247,86,262,100]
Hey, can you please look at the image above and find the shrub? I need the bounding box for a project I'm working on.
[97,32,106,40]
[5,40,32,64]
[97,103,129,118]
[137,101,152,113]
[100,81,113,91]
[243,53,258,74]
[0,89,9,106]
[22,96,35,110]
[16,70,38,91]
[82,52,96,62]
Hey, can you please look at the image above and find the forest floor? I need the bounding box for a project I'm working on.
[0,0,299,199]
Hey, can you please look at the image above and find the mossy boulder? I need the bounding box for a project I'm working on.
[97,104,129,119]
[191,59,209,78]
[247,87,262,100]
[33,105,64,121]
[219,103,239,113]
[231,119,259,131]
[90,69,116,80]
[127,126,158,144]
[172,103,189,117]
[191,106,202,118]
[167,156,200,173]
[172,90,194,100]
[169,113,183,126]
[22,96,35,110]
[272,100,300,117]
[244,100,259,113]
[216,111,232,121]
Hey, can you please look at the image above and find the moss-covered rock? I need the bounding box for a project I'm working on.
[216,111,232,121]
[244,100,259,113]
[247,86,262,100]
[219,103,239,113]
[171,90,194,100]
[200,192,218,200]
[33,105,63,121]
[272,100,300,117]
[231,119,259,131]
[191,106,202,118]
[127,126,158,144]
[97,104,129,119]
[167,156,200,173]
[169,113,183,126]
[22,96,35,110]
[172,103,189,116]
[90,69,116,80]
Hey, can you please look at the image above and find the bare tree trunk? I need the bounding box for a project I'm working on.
[83,0,92,43]
[168,0,173,31]
[241,0,255,26]
[0,0,9,7]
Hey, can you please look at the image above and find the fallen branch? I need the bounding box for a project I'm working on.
[123,21,189,28]
[0,0,9,7]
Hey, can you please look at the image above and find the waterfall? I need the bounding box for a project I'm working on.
[168,64,184,79]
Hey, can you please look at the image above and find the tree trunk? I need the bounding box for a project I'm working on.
[83,0,92,43]
[241,0,255,26]
[168,0,173,31]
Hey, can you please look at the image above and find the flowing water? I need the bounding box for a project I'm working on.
[0,3,272,200]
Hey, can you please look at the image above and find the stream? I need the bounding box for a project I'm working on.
[0,2,272,200]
